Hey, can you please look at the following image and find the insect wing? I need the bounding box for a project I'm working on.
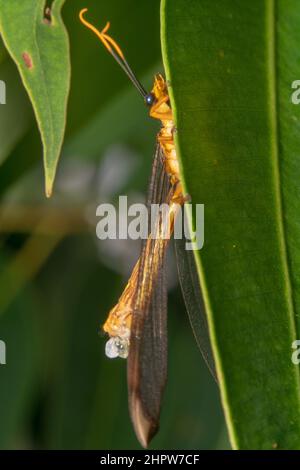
[127,144,170,447]
[128,257,167,447]
[175,232,217,381]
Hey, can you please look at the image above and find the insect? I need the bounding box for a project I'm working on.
[79,8,215,447]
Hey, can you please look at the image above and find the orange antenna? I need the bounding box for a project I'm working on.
[79,8,148,99]
[79,9,125,60]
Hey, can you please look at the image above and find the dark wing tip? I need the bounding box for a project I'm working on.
[129,393,159,448]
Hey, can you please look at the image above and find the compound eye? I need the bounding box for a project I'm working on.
[145,93,155,107]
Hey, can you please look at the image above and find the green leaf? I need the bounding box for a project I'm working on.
[161,0,300,449]
[0,0,70,196]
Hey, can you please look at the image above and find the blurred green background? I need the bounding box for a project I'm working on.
[0,0,228,449]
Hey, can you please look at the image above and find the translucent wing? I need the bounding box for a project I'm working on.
[127,144,171,447]
[128,262,167,447]
[174,234,217,381]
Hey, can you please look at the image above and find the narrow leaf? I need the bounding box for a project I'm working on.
[161,0,300,449]
[0,0,70,196]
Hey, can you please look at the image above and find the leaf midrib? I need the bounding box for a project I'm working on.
[33,2,55,179]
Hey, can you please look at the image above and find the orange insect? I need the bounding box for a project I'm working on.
[80,8,215,447]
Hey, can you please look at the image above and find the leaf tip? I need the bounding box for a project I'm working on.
[45,181,53,198]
